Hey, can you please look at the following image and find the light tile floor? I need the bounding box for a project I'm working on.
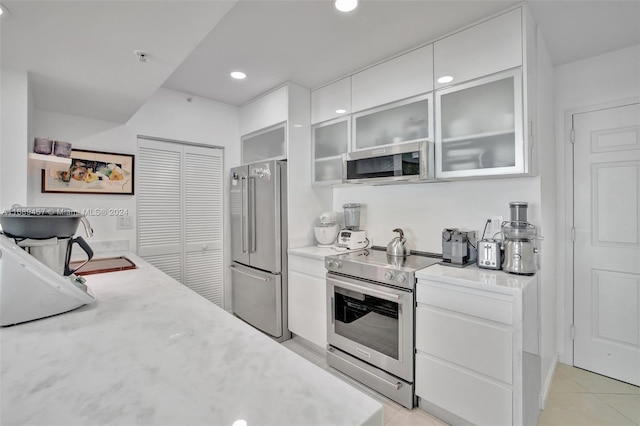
[282,338,640,426]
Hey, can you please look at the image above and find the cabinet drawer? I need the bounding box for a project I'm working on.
[416,306,512,383]
[288,255,327,278]
[416,280,513,325]
[416,353,512,426]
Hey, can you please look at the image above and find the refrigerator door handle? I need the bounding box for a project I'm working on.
[241,176,248,253]
[230,265,271,282]
[249,176,257,253]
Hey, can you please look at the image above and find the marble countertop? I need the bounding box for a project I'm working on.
[288,245,343,261]
[416,263,537,294]
[0,253,382,426]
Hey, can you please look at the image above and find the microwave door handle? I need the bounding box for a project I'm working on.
[249,176,257,253]
[241,176,248,253]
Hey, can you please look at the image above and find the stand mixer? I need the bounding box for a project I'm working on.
[0,206,96,326]
[314,212,339,247]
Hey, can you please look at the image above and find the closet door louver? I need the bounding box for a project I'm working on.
[184,146,224,305]
[137,139,224,307]
[137,141,183,282]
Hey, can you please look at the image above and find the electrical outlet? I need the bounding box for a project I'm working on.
[116,216,133,230]
[485,216,503,240]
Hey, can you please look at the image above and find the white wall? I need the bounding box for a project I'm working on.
[535,29,557,406]
[1,68,30,211]
[554,44,640,364]
[333,177,541,252]
[26,87,240,308]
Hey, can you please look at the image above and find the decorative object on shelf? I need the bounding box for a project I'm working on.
[41,149,134,195]
[53,140,72,158]
[33,137,54,155]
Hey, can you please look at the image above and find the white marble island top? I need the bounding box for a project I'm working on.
[0,254,382,426]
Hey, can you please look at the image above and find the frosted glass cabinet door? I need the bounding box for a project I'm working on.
[242,123,286,164]
[436,68,524,178]
[312,117,349,184]
[352,94,433,151]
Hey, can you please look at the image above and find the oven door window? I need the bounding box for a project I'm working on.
[346,152,420,180]
[334,286,399,360]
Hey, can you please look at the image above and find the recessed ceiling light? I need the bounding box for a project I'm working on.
[0,3,9,16]
[437,75,454,84]
[335,0,358,12]
[335,109,347,114]
[230,71,247,80]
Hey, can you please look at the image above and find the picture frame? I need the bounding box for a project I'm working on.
[41,149,134,195]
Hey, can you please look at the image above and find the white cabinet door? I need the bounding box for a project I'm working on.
[416,353,513,426]
[352,44,433,113]
[434,8,522,89]
[312,117,349,185]
[435,68,525,178]
[241,123,286,164]
[311,77,351,125]
[288,255,327,348]
[240,85,288,135]
[352,94,433,151]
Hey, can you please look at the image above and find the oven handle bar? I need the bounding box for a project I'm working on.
[329,276,400,302]
[328,347,403,391]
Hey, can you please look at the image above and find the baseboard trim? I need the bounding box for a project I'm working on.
[540,354,559,410]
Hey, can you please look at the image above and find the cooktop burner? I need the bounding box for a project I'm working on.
[325,246,441,290]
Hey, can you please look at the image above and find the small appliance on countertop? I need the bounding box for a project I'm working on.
[501,202,543,275]
[477,217,504,270]
[440,228,477,267]
[336,203,368,250]
[314,212,339,247]
[0,206,96,326]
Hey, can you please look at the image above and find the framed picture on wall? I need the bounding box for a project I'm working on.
[42,149,134,195]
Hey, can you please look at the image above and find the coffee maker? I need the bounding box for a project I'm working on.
[0,206,96,326]
[501,202,542,275]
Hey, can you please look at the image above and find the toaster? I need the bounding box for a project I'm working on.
[477,239,502,270]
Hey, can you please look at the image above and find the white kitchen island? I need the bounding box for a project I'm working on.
[0,254,382,426]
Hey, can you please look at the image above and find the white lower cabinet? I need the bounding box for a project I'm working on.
[287,254,327,349]
[415,275,540,426]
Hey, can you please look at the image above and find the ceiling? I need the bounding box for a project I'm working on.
[2,1,639,124]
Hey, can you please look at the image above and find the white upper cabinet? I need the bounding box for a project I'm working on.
[241,122,287,164]
[434,8,522,89]
[436,68,524,178]
[240,86,288,136]
[352,44,434,113]
[311,77,351,125]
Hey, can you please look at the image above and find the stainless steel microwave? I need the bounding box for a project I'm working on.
[343,141,434,184]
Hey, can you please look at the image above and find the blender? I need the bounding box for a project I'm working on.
[501,202,542,274]
[337,203,368,250]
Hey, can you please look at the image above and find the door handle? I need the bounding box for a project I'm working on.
[241,176,248,253]
[249,176,257,253]
[230,265,271,282]
[331,279,400,302]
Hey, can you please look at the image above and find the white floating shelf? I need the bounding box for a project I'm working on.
[28,153,71,171]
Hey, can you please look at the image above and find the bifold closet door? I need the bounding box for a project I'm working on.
[137,138,224,307]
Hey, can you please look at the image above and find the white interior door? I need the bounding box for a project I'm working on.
[138,138,224,307]
[573,102,640,386]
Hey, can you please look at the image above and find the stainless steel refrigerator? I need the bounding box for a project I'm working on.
[230,159,290,342]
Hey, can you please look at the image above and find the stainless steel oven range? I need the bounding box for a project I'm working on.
[325,247,439,408]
